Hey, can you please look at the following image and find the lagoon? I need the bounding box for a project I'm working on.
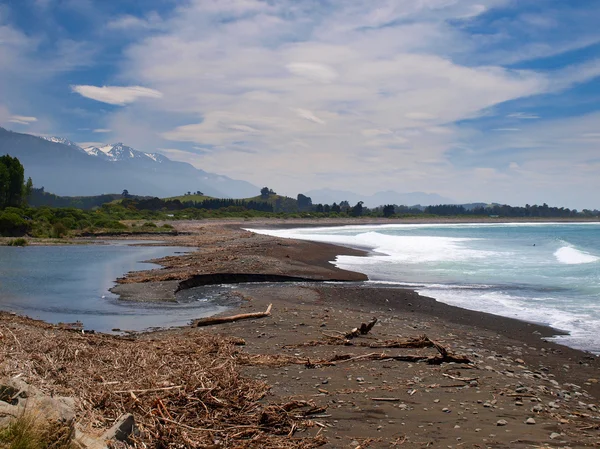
[0,241,230,332]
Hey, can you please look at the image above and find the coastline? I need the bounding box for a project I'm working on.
[2,218,600,447]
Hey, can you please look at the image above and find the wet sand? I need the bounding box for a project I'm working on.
[115,219,600,448]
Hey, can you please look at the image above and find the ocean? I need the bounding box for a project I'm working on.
[250,223,600,354]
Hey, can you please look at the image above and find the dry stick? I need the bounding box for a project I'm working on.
[194,304,272,327]
[114,385,184,394]
[371,398,402,402]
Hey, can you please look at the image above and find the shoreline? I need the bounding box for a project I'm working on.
[3,219,600,447]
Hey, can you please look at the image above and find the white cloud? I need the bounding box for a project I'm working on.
[8,115,38,125]
[405,112,437,120]
[92,128,111,133]
[507,112,540,119]
[82,0,600,207]
[294,108,326,125]
[71,85,163,105]
[107,12,163,31]
[286,63,338,83]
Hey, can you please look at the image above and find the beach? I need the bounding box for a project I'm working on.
[2,219,599,448]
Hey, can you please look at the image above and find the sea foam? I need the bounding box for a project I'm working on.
[554,246,599,265]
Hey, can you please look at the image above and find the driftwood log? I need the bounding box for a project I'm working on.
[194,304,272,327]
[344,318,378,339]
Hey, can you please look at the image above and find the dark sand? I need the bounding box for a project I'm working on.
[115,220,600,448]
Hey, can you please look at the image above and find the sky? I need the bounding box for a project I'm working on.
[1,0,600,209]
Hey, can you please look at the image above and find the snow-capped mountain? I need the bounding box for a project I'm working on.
[41,136,84,150]
[1,127,258,198]
[82,143,169,164]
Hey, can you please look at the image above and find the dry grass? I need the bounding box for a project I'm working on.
[0,313,325,448]
[0,412,74,449]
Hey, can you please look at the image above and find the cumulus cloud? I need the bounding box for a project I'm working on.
[77,0,600,206]
[71,85,163,105]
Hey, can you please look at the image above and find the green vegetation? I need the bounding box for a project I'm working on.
[6,238,28,246]
[0,413,75,449]
[166,193,212,203]
[0,155,31,209]
[1,156,599,240]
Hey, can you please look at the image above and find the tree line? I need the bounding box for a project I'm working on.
[0,155,31,209]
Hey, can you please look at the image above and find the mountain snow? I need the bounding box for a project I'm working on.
[81,142,166,164]
[41,136,85,151]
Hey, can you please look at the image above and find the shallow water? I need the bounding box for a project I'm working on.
[250,223,600,353]
[0,241,233,332]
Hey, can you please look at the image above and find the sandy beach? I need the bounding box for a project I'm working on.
[2,219,599,448]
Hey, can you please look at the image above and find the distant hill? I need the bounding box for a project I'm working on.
[0,127,258,198]
[303,188,455,208]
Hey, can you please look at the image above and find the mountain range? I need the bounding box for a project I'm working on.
[2,127,458,206]
[303,188,455,208]
[0,127,258,198]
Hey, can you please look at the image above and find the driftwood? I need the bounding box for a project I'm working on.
[194,304,272,327]
[344,318,378,339]
[242,336,472,368]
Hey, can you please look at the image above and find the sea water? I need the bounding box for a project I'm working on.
[250,223,600,353]
[0,241,233,332]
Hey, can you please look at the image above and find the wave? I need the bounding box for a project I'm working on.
[554,246,599,265]
[250,228,497,264]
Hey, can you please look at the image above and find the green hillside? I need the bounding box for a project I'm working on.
[165,194,213,202]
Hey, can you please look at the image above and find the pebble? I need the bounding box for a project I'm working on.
[525,417,536,425]
[496,419,508,426]
[549,432,561,439]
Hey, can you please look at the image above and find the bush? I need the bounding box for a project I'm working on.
[161,223,173,229]
[143,222,157,228]
[7,238,28,246]
[51,222,68,238]
[0,212,29,236]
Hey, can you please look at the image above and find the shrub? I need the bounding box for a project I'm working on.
[143,222,157,228]
[7,238,28,246]
[51,222,68,238]
[161,223,173,229]
[0,212,29,236]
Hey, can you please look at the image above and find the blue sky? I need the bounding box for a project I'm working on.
[1,0,599,208]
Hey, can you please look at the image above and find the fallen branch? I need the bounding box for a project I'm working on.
[194,304,272,327]
[371,398,402,402]
[344,318,378,339]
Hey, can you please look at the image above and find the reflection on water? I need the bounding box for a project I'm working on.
[0,242,234,332]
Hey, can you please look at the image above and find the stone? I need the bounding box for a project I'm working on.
[549,432,561,440]
[102,413,137,442]
[496,419,508,426]
[525,418,536,425]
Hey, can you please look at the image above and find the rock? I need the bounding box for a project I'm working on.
[525,417,536,425]
[0,377,75,424]
[549,432,561,439]
[102,413,137,442]
[496,419,508,426]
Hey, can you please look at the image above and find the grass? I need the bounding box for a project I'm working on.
[165,194,212,202]
[6,238,27,247]
[0,413,75,449]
